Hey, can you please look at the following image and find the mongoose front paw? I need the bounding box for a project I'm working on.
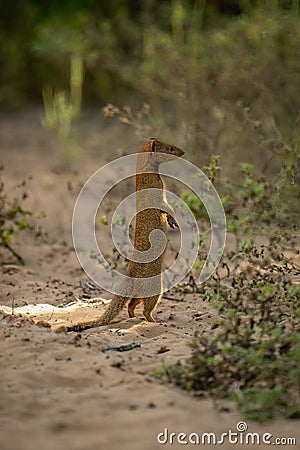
[67,325,85,332]
[167,214,178,229]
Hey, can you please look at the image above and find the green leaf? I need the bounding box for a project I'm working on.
[98,215,108,225]
[37,210,47,219]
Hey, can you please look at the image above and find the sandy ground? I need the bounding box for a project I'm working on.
[0,110,299,450]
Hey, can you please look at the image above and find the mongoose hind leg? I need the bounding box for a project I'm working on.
[143,295,162,322]
[128,298,142,318]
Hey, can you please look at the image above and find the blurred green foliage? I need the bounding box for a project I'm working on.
[1,1,299,211]
[1,0,300,113]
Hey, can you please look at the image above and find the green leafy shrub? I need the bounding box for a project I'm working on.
[0,170,31,264]
[0,169,47,263]
[158,250,300,421]
[159,144,299,421]
[42,54,83,168]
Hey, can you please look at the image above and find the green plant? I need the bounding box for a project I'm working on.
[232,387,296,422]
[203,154,221,184]
[0,171,31,264]
[42,53,83,167]
[157,241,300,420]
[0,169,49,263]
[98,215,108,225]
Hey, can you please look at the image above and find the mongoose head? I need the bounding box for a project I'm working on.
[142,137,185,163]
[137,138,185,173]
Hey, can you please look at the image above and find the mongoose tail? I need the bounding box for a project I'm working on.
[66,295,129,332]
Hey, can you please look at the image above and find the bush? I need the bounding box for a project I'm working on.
[156,241,300,421]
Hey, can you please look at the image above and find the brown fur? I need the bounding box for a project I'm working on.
[69,138,184,331]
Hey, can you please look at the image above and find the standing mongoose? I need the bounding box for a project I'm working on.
[68,138,185,331]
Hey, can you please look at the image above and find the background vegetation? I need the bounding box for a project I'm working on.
[1,0,299,420]
[1,1,299,205]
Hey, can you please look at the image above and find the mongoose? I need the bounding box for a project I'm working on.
[68,138,185,331]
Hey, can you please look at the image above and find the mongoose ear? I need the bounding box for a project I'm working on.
[149,138,156,152]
